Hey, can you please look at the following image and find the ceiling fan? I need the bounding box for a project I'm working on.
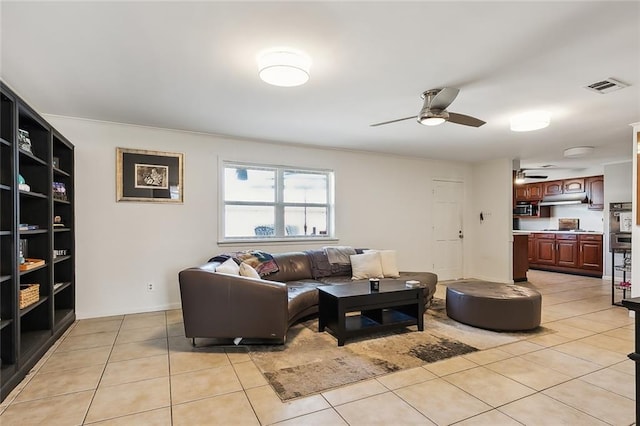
[370,87,486,128]
[516,169,549,180]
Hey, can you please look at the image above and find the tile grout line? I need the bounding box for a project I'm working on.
[80,316,124,425]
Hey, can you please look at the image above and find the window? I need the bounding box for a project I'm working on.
[222,162,334,240]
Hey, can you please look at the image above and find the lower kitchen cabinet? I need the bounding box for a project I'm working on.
[556,234,579,268]
[579,234,604,272]
[529,233,603,277]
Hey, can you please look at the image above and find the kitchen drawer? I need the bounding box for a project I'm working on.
[556,234,577,240]
[534,233,555,239]
[579,234,602,242]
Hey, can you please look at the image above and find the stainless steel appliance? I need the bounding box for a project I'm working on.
[514,202,538,216]
[609,202,632,252]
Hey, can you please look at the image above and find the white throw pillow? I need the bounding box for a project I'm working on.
[364,249,400,278]
[239,262,261,279]
[350,252,384,280]
[215,258,240,275]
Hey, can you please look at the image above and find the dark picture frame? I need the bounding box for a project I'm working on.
[116,148,184,203]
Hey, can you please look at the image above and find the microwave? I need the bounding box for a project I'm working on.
[514,202,538,216]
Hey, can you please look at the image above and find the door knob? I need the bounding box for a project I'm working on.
[459,230,464,239]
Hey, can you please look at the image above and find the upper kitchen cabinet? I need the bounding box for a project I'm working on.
[585,175,604,210]
[543,178,585,196]
[514,183,543,201]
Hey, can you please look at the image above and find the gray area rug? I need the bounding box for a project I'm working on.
[249,298,552,401]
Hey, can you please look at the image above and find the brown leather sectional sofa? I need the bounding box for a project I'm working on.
[179,250,438,344]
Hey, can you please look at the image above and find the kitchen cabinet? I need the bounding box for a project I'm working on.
[514,183,543,201]
[586,175,604,210]
[556,234,579,268]
[579,234,603,271]
[534,234,556,265]
[529,232,602,277]
[513,234,529,282]
[543,178,585,197]
[527,234,536,263]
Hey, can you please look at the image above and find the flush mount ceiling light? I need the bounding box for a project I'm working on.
[510,111,551,132]
[257,48,311,87]
[564,146,594,158]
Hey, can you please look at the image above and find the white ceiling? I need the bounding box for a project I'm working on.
[2,1,639,170]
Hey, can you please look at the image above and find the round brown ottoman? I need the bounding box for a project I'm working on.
[446,281,541,331]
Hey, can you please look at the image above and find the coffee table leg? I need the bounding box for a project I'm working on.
[337,301,346,346]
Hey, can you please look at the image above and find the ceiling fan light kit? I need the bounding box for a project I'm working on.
[257,48,311,87]
[510,111,551,132]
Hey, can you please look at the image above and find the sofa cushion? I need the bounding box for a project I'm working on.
[350,252,384,280]
[216,258,240,275]
[286,280,322,322]
[267,252,313,282]
[364,249,400,278]
[239,262,261,279]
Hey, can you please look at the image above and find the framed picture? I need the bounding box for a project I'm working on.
[116,148,184,203]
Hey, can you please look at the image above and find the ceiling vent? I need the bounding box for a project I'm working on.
[585,78,629,94]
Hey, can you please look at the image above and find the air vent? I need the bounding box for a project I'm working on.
[585,78,629,94]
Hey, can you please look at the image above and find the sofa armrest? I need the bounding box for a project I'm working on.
[179,264,289,342]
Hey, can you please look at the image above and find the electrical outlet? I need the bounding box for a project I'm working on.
[147,283,154,292]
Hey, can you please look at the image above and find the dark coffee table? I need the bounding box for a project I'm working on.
[318,281,424,346]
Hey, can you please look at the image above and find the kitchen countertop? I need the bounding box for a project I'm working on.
[513,230,603,235]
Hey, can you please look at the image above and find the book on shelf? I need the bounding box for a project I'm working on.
[53,282,70,291]
[19,224,39,231]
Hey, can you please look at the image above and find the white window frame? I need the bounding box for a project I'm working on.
[219,160,336,244]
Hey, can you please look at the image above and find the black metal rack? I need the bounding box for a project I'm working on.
[611,249,631,306]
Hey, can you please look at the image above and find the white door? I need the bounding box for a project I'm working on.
[432,180,464,280]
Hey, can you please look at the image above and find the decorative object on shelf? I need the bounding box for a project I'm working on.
[53,249,68,258]
[19,239,28,264]
[116,147,184,203]
[18,129,33,154]
[19,284,39,309]
[53,215,65,228]
[19,258,45,271]
[52,182,68,201]
[18,174,30,192]
[52,156,60,168]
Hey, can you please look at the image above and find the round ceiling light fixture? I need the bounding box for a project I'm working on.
[257,47,311,87]
[563,146,594,158]
[510,111,551,132]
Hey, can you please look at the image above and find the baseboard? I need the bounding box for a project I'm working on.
[76,302,182,320]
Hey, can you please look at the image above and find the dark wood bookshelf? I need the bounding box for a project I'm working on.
[0,81,75,402]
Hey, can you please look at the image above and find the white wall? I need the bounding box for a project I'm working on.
[519,205,604,232]
[632,124,639,298]
[604,161,633,280]
[467,158,513,282]
[44,115,492,318]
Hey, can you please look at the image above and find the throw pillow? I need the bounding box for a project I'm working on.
[364,249,400,278]
[239,262,261,279]
[215,258,240,275]
[350,252,384,280]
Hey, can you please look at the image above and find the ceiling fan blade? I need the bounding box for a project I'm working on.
[447,112,486,127]
[525,174,548,179]
[430,87,460,110]
[370,115,418,127]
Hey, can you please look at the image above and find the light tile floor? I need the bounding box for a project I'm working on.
[0,270,636,425]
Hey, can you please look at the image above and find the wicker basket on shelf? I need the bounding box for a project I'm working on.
[19,284,40,309]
